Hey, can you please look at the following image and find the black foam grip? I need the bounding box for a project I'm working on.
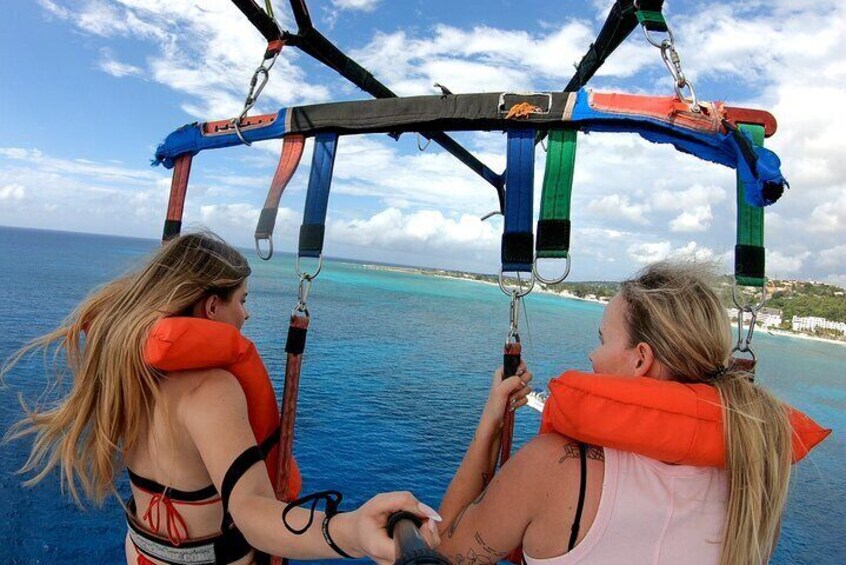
[501,232,534,265]
[286,325,308,355]
[504,353,521,379]
[255,207,279,239]
[162,219,181,241]
[536,219,571,252]
[735,244,765,279]
[298,223,326,254]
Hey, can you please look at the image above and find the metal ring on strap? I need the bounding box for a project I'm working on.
[532,253,572,286]
[498,269,534,298]
[295,254,324,280]
[731,280,767,313]
[255,235,273,260]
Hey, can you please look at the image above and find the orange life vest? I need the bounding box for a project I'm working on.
[540,370,831,467]
[144,317,302,499]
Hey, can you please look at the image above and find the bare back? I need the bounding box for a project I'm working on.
[123,370,255,565]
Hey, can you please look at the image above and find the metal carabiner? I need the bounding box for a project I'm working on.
[292,274,313,318]
[255,235,273,261]
[532,253,572,286]
[506,290,522,345]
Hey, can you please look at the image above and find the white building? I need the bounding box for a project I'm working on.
[727,307,782,328]
[792,316,846,335]
[757,307,783,328]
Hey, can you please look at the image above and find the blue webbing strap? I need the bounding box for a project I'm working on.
[298,133,338,258]
[501,128,536,272]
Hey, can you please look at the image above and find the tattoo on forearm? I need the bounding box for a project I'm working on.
[559,443,605,464]
[447,483,490,540]
[446,503,469,539]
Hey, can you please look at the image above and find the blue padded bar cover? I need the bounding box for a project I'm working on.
[298,133,338,258]
[501,128,535,272]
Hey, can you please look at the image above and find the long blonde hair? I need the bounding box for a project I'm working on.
[2,232,251,505]
[620,261,792,565]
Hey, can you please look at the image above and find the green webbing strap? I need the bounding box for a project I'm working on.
[735,124,766,288]
[536,129,576,259]
[635,10,668,32]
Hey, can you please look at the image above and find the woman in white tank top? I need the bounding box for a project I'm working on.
[436,261,793,565]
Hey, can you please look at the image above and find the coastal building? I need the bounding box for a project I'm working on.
[757,307,783,328]
[792,316,846,335]
[726,307,782,328]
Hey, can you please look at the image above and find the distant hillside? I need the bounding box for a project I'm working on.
[410,267,846,325]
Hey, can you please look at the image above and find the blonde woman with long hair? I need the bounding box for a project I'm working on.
[4,232,439,565]
[437,261,795,565]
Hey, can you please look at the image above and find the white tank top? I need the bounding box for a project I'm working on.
[524,448,728,565]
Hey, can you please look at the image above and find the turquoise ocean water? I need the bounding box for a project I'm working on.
[0,226,843,564]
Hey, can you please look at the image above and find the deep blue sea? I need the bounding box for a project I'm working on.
[0,226,843,564]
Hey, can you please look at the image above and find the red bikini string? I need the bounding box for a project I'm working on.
[137,488,222,546]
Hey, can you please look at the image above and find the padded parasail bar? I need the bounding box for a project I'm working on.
[154,90,786,209]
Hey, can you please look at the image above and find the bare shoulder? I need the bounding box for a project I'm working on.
[170,368,248,422]
[514,434,605,479]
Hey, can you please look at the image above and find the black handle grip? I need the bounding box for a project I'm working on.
[386,511,452,565]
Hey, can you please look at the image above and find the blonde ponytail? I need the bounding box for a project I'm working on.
[620,261,793,564]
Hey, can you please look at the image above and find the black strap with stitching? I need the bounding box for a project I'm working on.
[568,443,588,551]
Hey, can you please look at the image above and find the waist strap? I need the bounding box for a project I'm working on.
[126,496,251,565]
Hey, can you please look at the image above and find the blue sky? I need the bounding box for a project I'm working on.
[1,0,844,284]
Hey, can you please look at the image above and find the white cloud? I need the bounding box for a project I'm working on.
[669,205,713,232]
[587,194,650,225]
[808,194,846,234]
[627,241,672,264]
[99,50,143,77]
[652,184,726,211]
[332,0,379,11]
[817,245,846,269]
[328,207,499,253]
[767,249,811,275]
[0,184,26,202]
[627,240,718,264]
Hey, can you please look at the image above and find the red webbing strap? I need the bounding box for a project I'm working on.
[255,135,306,253]
[272,313,309,565]
[162,154,193,242]
[499,342,522,467]
[274,315,309,497]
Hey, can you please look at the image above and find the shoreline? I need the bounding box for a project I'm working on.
[364,264,846,347]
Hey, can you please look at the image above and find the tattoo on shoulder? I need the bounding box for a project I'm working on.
[559,442,605,464]
[449,532,506,565]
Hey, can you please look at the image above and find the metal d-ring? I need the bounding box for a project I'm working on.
[295,253,324,280]
[498,268,535,298]
[532,253,572,286]
[255,235,273,260]
[731,281,768,313]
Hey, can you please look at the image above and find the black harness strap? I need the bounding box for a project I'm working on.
[221,445,265,518]
[568,443,588,551]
